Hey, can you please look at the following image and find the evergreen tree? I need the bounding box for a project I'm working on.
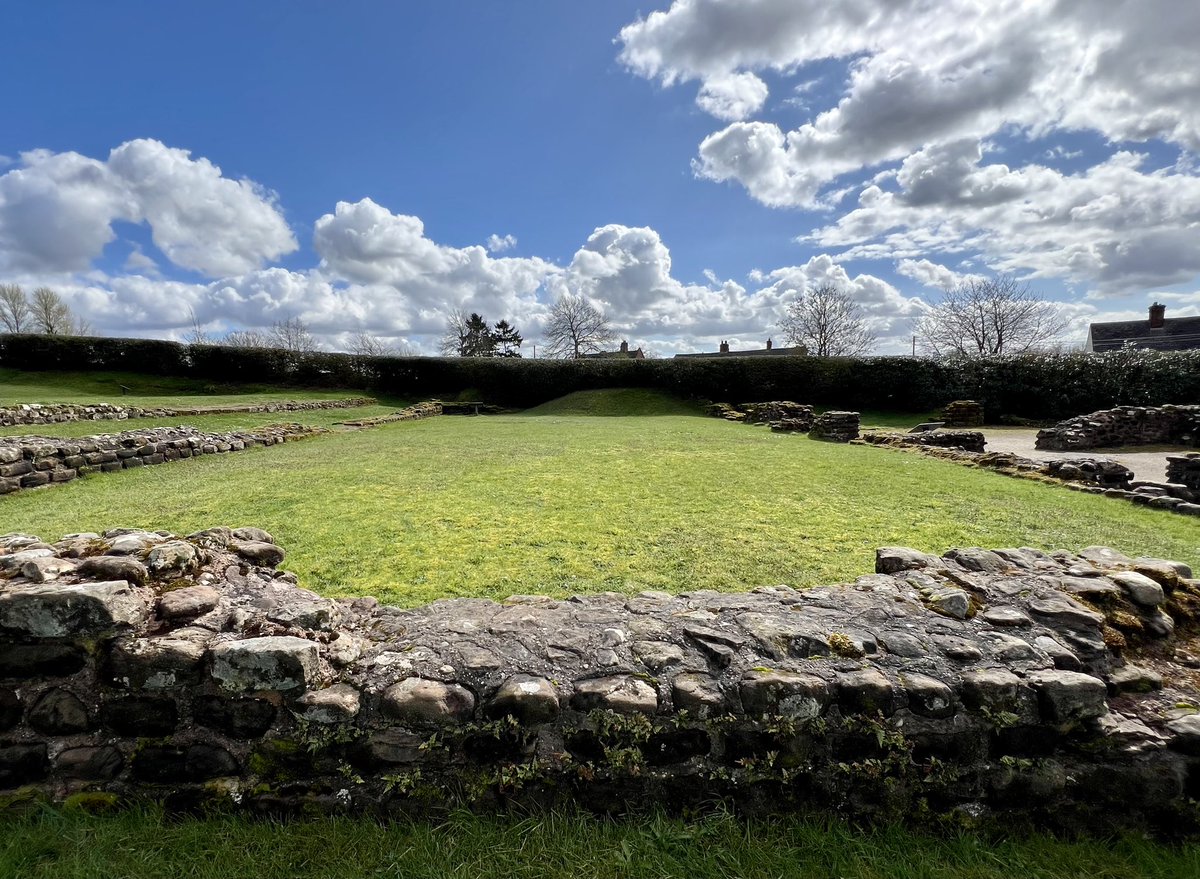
[492,319,523,357]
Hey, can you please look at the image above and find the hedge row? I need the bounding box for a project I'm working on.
[2,333,1199,418]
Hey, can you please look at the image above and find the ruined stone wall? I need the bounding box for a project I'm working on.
[0,425,323,495]
[860,430,986,454]
[941,400,984,428]
[2,527,1198,830]
[0,398,376,428]
[1167,454,1200,491]
[1036,405,1200,451]
[336,402,442,428]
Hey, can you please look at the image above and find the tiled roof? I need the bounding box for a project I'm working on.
[1088,316,1200,351]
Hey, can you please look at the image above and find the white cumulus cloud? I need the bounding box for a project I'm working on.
[0,139,296,277]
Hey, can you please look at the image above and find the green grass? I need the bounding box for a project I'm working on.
[2,387,1196,606]
[0,807,1195,879]
[0,368,376,408]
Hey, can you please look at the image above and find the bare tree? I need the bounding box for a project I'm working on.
[268,316,318,353]
[543,294,617,358]
[0,284,32,333]
[184,307,214,345]
[439,309,470,356]
[348,331,396,357]
[779,283,876,357]
[223,329,270,348]
[30,287,79,335]
[916,275,1069,356]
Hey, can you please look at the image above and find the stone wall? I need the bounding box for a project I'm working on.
[808,411,860,443]
[3,527,1198,830]
[941,400,985,428]
[337,402,443,428]
[858,437,1200,517]
[1167,454,1200,491]
[1036,405,1200,451]
[0,398,376,428]
[0,425,323,495]
[860,430,986,454]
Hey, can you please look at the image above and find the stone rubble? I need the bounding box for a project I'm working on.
[2,526,1197,828]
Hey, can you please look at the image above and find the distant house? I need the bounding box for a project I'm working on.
[673,338,807,358]
[581,340,646,360]
[1087,303,1200,352]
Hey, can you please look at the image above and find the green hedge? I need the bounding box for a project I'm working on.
[2,333,1199,418]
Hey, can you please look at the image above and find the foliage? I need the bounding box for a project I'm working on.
[916,275,1069,356]
[439,310,522,357]
[542,294,616,358]
[5,333,1200,419]
[779,283,875,356]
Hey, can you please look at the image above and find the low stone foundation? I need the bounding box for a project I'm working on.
[0,398,376,428]
[4,527,1197,829]
[0,424,323,495]
[1036,405,1200,451]
[856,439,1200,517]
[337,402,443,428]
[860,430,987,454]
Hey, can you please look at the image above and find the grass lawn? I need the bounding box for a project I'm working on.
[1,386,1196,606]
[3,377,1200,874]
[0,368,380,408]
[1,807,1196,879]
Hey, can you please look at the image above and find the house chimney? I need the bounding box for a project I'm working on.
[1149,302,1166,328]
[719,340,729,354]
[766,338,773,350]
[620,340,629,353]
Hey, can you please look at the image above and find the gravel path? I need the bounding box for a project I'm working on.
[980,428,1181,483]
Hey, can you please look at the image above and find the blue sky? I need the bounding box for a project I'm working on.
[2,1,1198,354]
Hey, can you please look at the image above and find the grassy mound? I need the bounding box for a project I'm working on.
[522,388,701,417]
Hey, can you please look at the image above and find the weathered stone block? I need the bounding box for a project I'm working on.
[210,636,319,693]
[157,584,220,620]
[28,687,90,734]
[194,695,277,737]
[105,636,207,689]
[486,675,560,723]
[132,744,238,783]
[100,695,178,736]
[572,675,658,715]
[297,684,360,724]
[1026,670,1108,725]
[901,673,956,718]
[837,668,899,715]
[0,580,147,639]
[671,673,725,716]
[0,743,48,788]
[739,670,830,718]
[230,540,285,567]
[960,669,1037,719]
[383,678,476,724]
[56,745,124,781]
[0,643,87,677]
